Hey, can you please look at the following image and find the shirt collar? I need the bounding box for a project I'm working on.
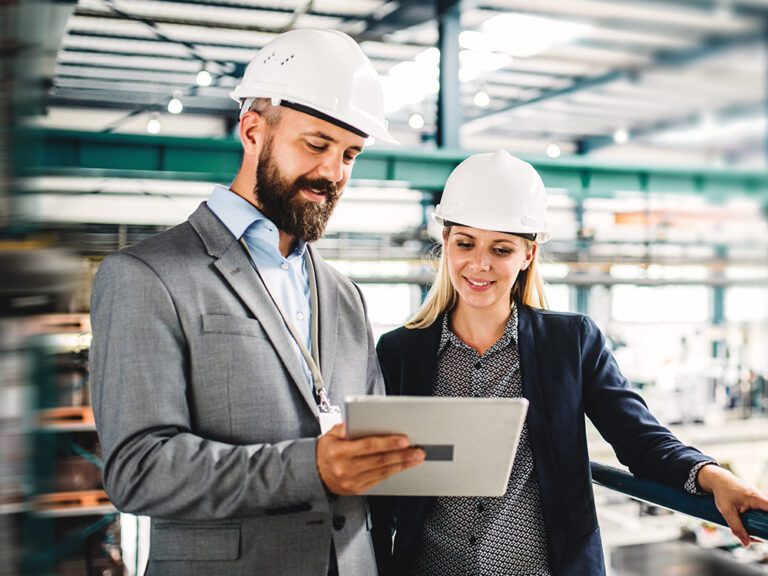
[439,303,519,356]
[206,184,307,258]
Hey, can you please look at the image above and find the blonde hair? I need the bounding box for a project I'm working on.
[406,228,548,329]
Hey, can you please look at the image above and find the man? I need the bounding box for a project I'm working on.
[90,29,424,576]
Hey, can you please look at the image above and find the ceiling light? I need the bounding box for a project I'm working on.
[613,128,629,144]
[546,143,561,158]
[167,91,184,114]
[408,113,425,130]
[196,69,212,87]
[473,91,490,107]
[146,115,161,134]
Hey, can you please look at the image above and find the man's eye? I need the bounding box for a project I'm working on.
[307,142,325,152]
[344,153,356,163]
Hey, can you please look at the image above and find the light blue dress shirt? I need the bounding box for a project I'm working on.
[207,184,314,390]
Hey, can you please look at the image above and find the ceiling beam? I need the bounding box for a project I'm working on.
[577,101,765,154]
[463,32,763,135]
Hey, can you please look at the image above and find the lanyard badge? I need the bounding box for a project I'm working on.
[317,381,342,434]
[240,239,342,435]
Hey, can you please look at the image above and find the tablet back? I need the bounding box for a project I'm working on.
[345,396,529,496]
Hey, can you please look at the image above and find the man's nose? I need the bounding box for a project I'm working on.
[316,153,345,184]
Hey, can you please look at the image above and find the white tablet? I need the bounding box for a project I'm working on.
[344,395,529,497]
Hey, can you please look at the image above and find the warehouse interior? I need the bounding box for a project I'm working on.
[1,0,767,574]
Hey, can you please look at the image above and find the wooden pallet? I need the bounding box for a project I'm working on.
[38,407,95,431]
[32,490,114,517]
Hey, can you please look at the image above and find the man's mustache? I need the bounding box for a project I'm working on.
[293,177,340,198]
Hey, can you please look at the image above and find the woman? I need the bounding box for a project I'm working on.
[372,151,768,576]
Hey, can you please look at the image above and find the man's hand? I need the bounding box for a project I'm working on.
[316,423,425,495]
[697,464,768,547]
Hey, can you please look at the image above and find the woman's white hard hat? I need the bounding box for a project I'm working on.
[231,29,397,145]
[434,150,551,243]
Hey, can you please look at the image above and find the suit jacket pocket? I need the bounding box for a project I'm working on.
[152,523,240,561]
[202,314,264,338]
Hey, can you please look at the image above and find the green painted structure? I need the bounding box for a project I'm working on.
[19,129,768,202]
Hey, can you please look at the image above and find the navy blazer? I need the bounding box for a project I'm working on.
[371,304,714,576]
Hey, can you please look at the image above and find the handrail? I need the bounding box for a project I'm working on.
[590,461,768,542]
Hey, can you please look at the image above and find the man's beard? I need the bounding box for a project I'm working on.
[254,141,341,243]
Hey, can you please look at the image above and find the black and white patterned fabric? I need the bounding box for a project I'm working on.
[408,306,552,576]
[684,461,718,495]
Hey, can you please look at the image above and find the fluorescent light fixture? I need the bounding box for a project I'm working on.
[458,49,511,83]
[613,128,629,144]
[462,14,593,58]
[383,59,439,113]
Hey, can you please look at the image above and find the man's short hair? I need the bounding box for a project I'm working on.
[247,97,282,126]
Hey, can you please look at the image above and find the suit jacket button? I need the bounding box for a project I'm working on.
[332,515,346,530]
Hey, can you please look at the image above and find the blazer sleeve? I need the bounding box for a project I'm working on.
[90,252,329,520]
[580,315,715,487]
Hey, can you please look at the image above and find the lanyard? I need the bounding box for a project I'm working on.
[238,238,332,411]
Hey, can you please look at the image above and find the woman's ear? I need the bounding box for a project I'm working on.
[522,243,537,270]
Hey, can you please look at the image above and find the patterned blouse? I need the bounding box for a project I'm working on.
[408,306,711,576]
[409,306,552,576]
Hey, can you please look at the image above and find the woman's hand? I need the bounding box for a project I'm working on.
[696,463,768,546]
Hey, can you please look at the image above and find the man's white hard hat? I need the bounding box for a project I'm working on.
[231,29,397,144]
[434,150,551,243]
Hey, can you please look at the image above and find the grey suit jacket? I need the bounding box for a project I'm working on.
[90,203,384,576]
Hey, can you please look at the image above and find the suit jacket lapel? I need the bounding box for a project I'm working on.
[410,318,442,396]
[517,303,567,569]
[190,203,319,417]
[307,245,338,395]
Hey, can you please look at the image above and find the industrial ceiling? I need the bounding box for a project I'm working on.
[34,0,766,168]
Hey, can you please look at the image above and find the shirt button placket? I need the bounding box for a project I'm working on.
[472,358,483,397]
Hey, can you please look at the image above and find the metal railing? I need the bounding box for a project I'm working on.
[591,461,768,542]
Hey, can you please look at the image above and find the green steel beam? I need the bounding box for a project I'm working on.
[18,128,768,200]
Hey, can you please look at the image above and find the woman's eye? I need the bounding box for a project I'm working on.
[457,242,473,249]
[494,248,512,256]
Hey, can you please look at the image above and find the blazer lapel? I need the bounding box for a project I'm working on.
[517,304,567,569]
[409,318,443,396]
[190,203,319,417]
[307,245,338,395]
